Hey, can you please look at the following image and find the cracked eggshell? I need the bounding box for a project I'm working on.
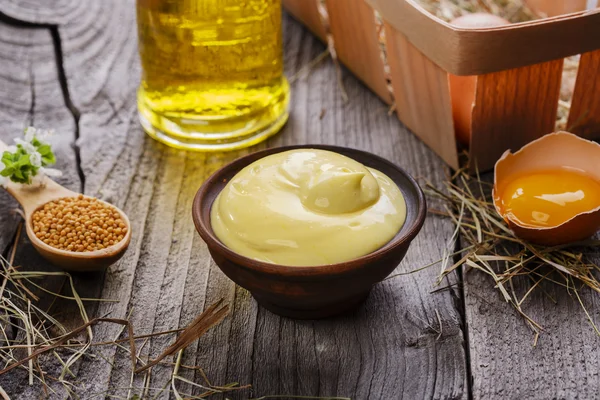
[493,132,600,246]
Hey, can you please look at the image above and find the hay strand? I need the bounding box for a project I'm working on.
[423,168,600,338]
[135,299,230,374]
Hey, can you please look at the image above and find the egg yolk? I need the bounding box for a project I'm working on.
[499,170,600,228]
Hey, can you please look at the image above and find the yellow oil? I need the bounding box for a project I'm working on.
[136,0,290,151]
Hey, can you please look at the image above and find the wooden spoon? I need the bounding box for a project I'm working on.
[0,139,131,271]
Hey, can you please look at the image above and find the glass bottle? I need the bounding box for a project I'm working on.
[136,0,290,151]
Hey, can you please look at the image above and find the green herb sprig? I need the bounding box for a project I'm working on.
[0,127,60,186]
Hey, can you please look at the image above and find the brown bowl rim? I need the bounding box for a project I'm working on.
[192,144,426,277]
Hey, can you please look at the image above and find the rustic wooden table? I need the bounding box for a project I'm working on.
[0,2,599,399]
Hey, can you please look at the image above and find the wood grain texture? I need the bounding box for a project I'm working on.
[282,0,326,42]
[525,0,588,17]
[368,0,600,76]
[470,60,563,172]
[0,1,467,399]
[567,49,600,138]
[0,17,86,398]
[0,20,79,253]
[325,0,393,104]
[464,233,600,399]
[383,25,458,170]
[459,170,600,400]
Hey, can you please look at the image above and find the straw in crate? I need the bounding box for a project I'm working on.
[283,0,600,171]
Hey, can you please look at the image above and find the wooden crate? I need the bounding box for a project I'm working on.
[282,0,600,171]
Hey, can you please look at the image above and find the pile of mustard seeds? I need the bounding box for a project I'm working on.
[32,195,127,252]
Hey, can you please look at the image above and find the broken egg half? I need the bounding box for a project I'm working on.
[493,132,600,246]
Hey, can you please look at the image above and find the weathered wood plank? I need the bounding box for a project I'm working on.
[0,5,152,397]
[0,2,467,399]
[0,20,78,253]
[463,177,600,399]
[0,18,84,398]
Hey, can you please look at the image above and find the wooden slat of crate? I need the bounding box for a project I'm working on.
[568,49,600,138]
[525,0,589,17]
[282,0,326,41]
[325,0,392,104]
[470,60,563,171]
[384,24,458,169]
[369,0,600,76]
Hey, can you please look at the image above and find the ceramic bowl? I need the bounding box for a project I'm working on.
[192,145,426,319]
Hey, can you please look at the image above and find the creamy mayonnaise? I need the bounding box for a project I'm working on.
[210,149,407,266]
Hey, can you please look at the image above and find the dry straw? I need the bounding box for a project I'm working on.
[417,167,600,344]
[413,0,539,22]
[0,227,245,398]
[0,226,351,399]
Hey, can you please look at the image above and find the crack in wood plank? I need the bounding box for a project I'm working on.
[448,174,475,400]
[460,176,600,400]
[0,13,83,397]
[48,25,85,194]
[0,2,468,398]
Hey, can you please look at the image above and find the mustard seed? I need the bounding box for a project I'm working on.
[31,196,126,252]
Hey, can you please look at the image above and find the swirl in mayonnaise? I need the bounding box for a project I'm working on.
[211,149,406,266]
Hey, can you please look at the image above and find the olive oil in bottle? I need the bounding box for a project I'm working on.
[136,0,289,150]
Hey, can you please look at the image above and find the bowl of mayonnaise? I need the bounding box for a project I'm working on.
[192,145,426,319]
